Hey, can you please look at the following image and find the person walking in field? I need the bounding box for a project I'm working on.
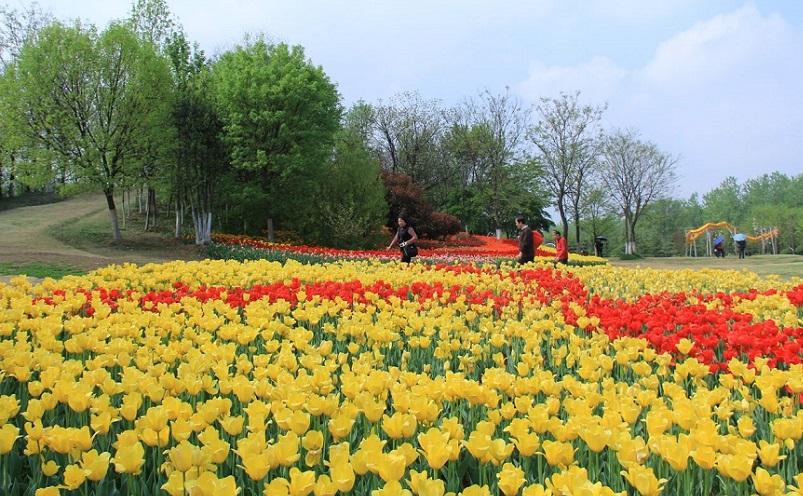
[515,215,534,265]
[386,215,418,263]
[554,230,568,264]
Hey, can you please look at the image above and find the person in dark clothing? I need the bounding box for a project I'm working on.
[736,239,746,259]
[386,216,418,263]
[515,215,534,265]
[594,237,604,257]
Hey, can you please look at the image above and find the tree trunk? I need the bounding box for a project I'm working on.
[557,196,569,239]
[148,187,157,229]
[624,218,637,255]
[267,218,274,242]
[105,190,122,242]
[174,198,183,238]
[573,208,581,246]
[121,191,127,230]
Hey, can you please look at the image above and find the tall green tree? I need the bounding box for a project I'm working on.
[702,176,745,225]
[213,39,341,239]
[313,129,387,248]
[1,22,172,240]
[166,31,226,244]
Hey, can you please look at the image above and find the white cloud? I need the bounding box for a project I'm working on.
[514,4,803,195]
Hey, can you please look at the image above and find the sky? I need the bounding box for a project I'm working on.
[22,0,803,198]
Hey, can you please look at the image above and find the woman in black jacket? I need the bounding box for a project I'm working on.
[386,216,419,263]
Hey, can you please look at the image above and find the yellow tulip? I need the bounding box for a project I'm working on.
[313,474,338,496]
[691,446,717,470]
[513,433,540,457]
[752,467,785,496]
[757,440,786,467]
[371,480,413,496]
[34,488,61,496]
[79,449,110,481]
[0,423,20,454]
[620,465,666,496]
[288,467,316,496]
[167,440,197,473]
[521,483,550,496]
[240,450,273,480]
[786,474,803,495]
[62,464,86,490]
[541,440,575,468]
[263,478,290,496]
[715,453,754,482]
[383,412,418,439]
[736,416,755,438]
[377,452,408,482]
[162,471,187,496]
[219,415,245,436]
[417,428,451,470]
[460,486,491,496]
[329,461,356,492]
[112,441,145,475]
[497,463,525,496]
[41,459,59,477]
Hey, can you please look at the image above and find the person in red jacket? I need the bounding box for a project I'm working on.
[554,230,568,264]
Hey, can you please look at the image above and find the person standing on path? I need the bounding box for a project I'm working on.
[386,216,418,263]
[554,230,569,264]
[515,216,534,265]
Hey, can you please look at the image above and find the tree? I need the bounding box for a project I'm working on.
[167,32,226,244]
[370,92,451,194]
[578,184,616,244]
[128,0,181,230]
[0,2,53,199]
[528,91,605,244]
[446,90,536,232]
[213,39,341,240]
[1,22,173,240]
[128,0,177,48]
[442,90,549,235]
[313,129,387,248]
[702,176,744,225]
[599,130,677,255]
[0,2,52,68]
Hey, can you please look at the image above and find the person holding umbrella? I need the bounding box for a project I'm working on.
[733,232,747,259]
[713,233,725,258]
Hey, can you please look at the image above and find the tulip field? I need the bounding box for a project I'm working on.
[0,257,802,496]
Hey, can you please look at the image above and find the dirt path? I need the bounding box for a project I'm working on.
[0,193,201,274]
[0,193,107,260]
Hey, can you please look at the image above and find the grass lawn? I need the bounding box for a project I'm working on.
[611,254,803,280]
[0,261,84,279]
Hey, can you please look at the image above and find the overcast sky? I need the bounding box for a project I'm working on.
[23,0,803,198]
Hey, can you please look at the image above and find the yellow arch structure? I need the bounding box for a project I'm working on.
[685,222,779,242]
[685,222,779,256]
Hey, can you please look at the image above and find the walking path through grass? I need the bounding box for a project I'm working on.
[0,193,201,282]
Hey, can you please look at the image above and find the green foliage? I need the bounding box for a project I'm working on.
[213,39,341,230]
[0,20,173,239]
[310,129,387,249]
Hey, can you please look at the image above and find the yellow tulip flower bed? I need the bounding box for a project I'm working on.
[0,259,801,496]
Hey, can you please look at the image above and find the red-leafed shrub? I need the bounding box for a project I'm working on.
[381,171,463,240]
